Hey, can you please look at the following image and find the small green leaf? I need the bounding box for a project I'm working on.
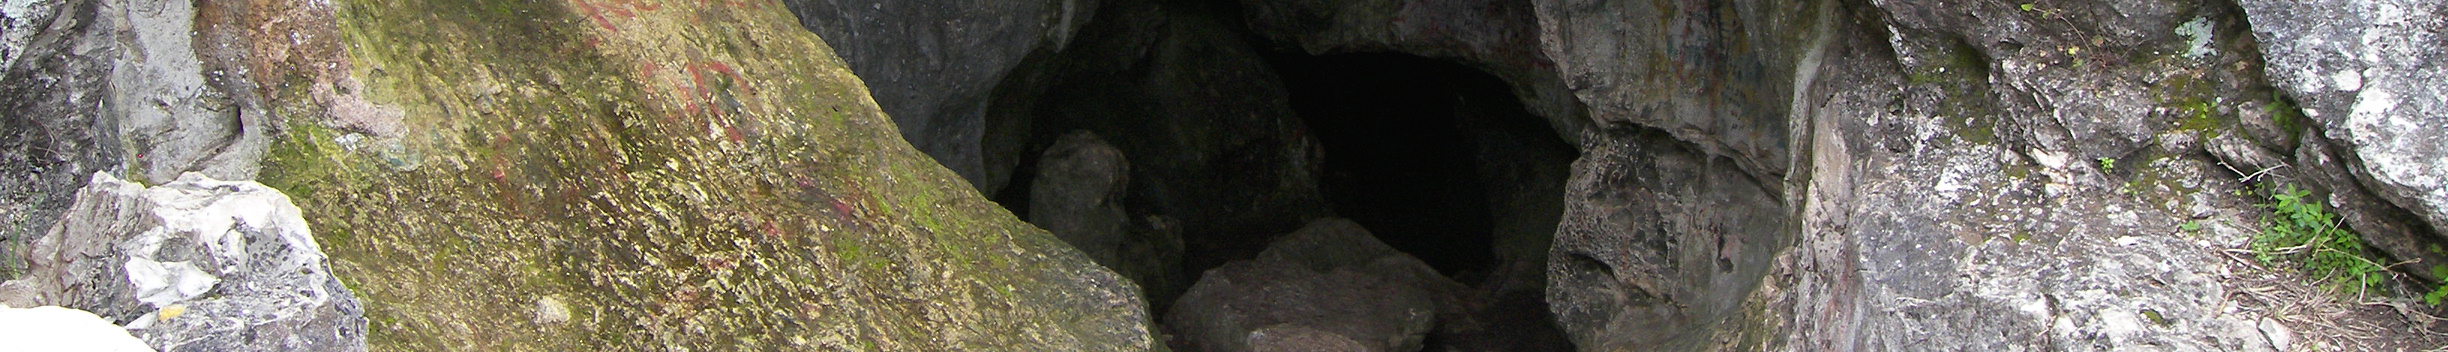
[2019,3,2037,11]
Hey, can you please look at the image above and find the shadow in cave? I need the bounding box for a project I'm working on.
[1264,51,1584,351]
[1265,52,1573,280]
[978,1,1579,349]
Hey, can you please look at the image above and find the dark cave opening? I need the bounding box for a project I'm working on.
[986,47,1580,286]
[1265,52,1583,351]
[965,1,1579,349]
[1265,52,1564,278]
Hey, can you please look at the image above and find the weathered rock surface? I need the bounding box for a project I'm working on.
[1168,218,1450,352]
[2238,0,2448,277]
[2,0,117,276]
[5,0,1160,350]
[1545,128,1790,351]
[104,0,270,185]
[0,172,365,352]
[254,0,1152,349]
[779,0,1098,192]
[1529,0,1838,179]
[1529,0,2439,350]
[3,0,275,276]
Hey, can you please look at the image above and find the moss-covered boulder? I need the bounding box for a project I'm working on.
[244,0,1150,349]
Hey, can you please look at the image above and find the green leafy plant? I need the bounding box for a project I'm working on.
[2428,265,2448,305]
[2250,184,2389,295]
[2098,158,2117,172]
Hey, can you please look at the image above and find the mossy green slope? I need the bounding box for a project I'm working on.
[255,0,1151,350]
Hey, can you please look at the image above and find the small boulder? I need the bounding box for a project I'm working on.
[1032,130,1133,266]
[0,172,366,352]
[2240,0,2448,275]
[1032,131,1187,303]
[1166,218,1456,352]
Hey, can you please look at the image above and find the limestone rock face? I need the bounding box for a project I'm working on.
[2,0,272,274]
[1528,0,1837,178]
[1524,0,2426,349]
[2238,0,2448,276]
[1168,219,1452,352]
[1544,129,1788,351]
[0,172,365,352]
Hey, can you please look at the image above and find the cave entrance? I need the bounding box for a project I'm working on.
[969,1,1578,348]
[1264,52,1579,281]
[1258,51,1583,350]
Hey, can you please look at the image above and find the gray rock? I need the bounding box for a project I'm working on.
[1529,0,1844,178]
[780,0,1099,193]
[1545,129,1790,351]
[2258,318,2294,350]
[0,172,365,352]
[1032,130,1132,265]
[2294,131,2448,279]
[3,0,274,279]
[1168,218,1448,352]
[1247,324,1370,352]
[1517,0,2389,349]
[3,0,124,278]
[105,0,268,184]
[2238,0,2448,274]
[1028,130,1185,304]
[1785,1,2379,350]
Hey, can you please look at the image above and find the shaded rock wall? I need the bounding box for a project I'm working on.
[1229,0,1589,144]
[986,0,1334,292]
[1,0,119,276]
[1546,128,1789,351]
[779,0,1099,193]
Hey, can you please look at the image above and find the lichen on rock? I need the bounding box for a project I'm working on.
[244,0,1153,350]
